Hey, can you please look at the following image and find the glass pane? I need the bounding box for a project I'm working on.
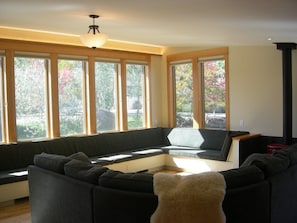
[95,62,117,132]
[126,64,145,129]
[58,59,85,136]
[173,63,193,127]
[14,57,47,140]
[203,59,226,129]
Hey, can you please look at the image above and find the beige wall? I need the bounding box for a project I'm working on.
[229,46,297,137]
[150,55,163,127]
[155,45,297,137]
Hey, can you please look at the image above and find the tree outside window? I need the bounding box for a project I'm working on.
[202,59,226,129]
[58,59,85,136]
[173,63,193,127]
[126,64,145,129]
[14,57,48,140]
[95,62,117,132]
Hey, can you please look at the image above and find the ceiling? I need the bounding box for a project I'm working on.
[0,0,296,48]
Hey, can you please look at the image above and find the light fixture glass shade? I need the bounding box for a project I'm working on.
[80,32,108,48]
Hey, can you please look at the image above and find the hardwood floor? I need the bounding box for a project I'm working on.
[0,198,31,223]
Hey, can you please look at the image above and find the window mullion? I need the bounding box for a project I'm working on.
[119,60,128,131]
[192,58,200,128]
[4,50,17,142]
[49,54,60,138]
[87,56,96,134]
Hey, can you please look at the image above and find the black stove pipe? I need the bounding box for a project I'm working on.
[275,43,297,145]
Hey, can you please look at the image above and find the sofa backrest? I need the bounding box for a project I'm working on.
[220,165,270,223]
[0,128,164,171]
[82,127,164,156]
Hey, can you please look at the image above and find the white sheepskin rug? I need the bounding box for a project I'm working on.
[151,172,226,223]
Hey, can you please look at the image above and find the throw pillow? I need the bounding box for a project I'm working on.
[68,152,90,163]
[33,153,71,173]
[241,153,289,177]
[273,144,297,166]
[98,169,154,193]
[64,159,108,184]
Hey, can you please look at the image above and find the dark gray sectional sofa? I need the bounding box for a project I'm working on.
[0,127,249,203]
[28,145,297,223]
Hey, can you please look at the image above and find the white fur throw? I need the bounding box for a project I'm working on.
[151,172,226,223]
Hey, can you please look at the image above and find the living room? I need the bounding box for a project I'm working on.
[0,1,297,223]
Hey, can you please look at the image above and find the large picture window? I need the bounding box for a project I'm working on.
[58,59,86,136]
[126,64,146,129]
[172,63,193,127]
[14,56,48,140]
[95,61,118,132]
[201,59,226,129]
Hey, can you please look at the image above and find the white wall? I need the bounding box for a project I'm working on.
[229,45,297,137]
[153,45,297,137]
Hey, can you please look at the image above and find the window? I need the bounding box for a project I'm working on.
[172,63,193,127]
[58,59,86,136]
[126,64,146,129]
[168,48,229,129]
[14,56,49,140]
[95,61,118,132]
[201,59,226,129]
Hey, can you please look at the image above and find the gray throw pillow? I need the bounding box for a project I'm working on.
[69,152,90,163]
[34,153,71,173]
[64,159,108,184]
[241,153,289,177]
[99,169,154,193]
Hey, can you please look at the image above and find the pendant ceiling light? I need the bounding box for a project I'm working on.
[80,14,108,49]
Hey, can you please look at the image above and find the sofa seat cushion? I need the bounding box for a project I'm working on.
[99,169,154,193]
[0,168,28,185]
[164,148,201,157]
[90,148,164,165]
[64,159,108,184]
[162,146,223,160]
